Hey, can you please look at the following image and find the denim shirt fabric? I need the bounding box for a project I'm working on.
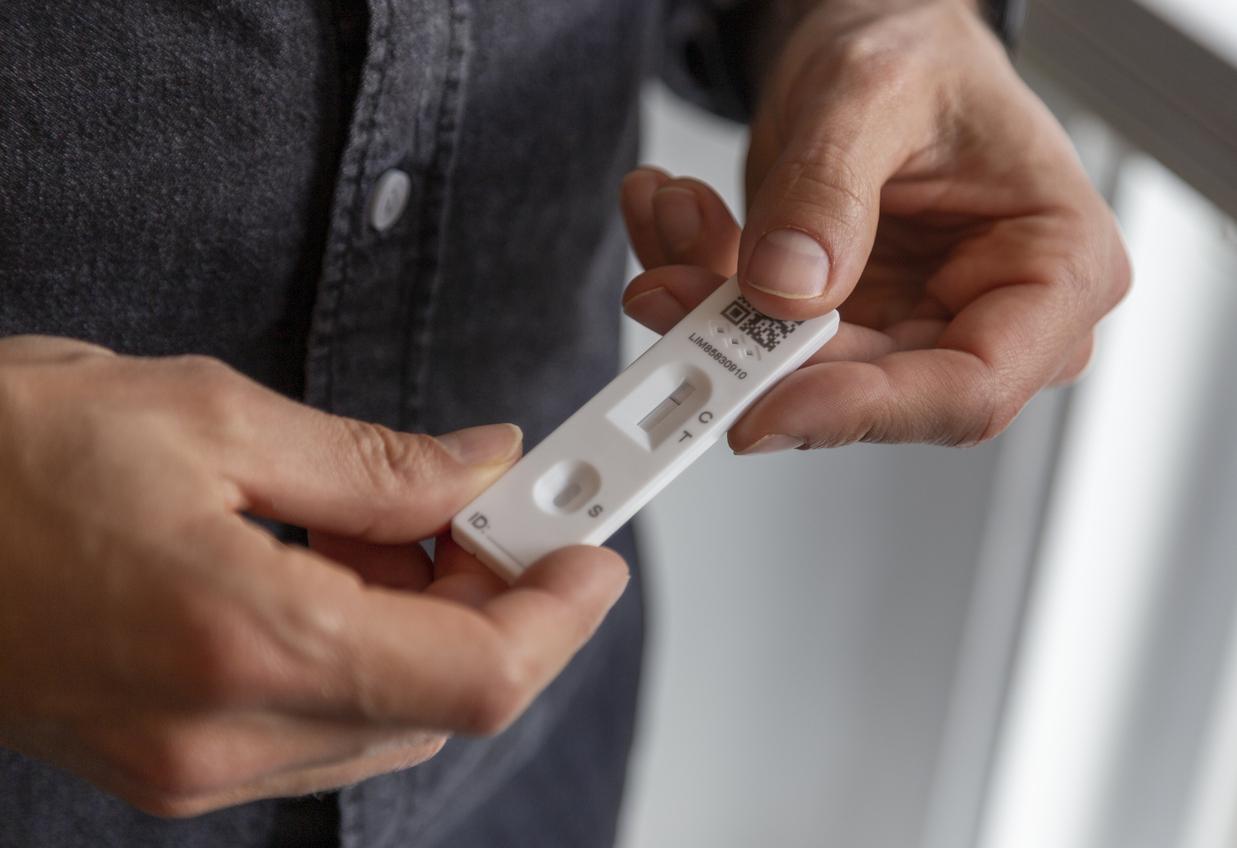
[0,2,1013,845]
[0,2,666,845]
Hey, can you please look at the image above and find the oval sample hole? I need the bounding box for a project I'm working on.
[533,460,602,515]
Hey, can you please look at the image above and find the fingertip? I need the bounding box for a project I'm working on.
[426,572,508,607]
[622,168,673,270]
[591,544,631,585]
[624,164,671,183]
[651,177,742,276]
[725,365,827,453]
[435,423,523,469]
[309,531,434,590]
[622,286,688,334]
[433,534,495,579]
[738,149,882,320]
[621,167,670,212]
[652,186,703,258]
[520,545,630,612]
[738,227,839,321]
[422,534,508,606]
[738,281,836,322]
[623,265,729,318]
[667,176,735,215]
[733,434,806,456]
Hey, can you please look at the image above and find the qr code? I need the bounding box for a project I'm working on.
[721,297,802,352]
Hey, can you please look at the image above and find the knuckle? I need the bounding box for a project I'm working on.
[832,27,906,84]
[1057,336,1097,386]
[772,148,871,234]
[170,355,249,427]
[0,353,81,426]
[941,353,1025,447]
[1060,358,1093,387]
[824,15,932,99]
[167,594,269,709]
[0,365,26,425]
[109,725,220,805]
[344,419,442,498]
[129,793,213,820]
[828,4,966,86]
[1023,253,1074,290]
[464,651,531,736]
[1055,206,1131,314]
[172,353,237,387]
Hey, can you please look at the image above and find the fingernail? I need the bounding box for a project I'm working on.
[437,423,523,466]
[624,164,669,183]
[746,229,830,299]
[738,434,805,456]
[653,187,702,253]
[621,167,668,201]
[623,287,688,331]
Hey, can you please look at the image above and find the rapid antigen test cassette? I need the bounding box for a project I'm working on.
[452,276,840,581]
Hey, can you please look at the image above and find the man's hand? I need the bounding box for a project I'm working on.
[0,336,628,816]
[622,0,1129,451]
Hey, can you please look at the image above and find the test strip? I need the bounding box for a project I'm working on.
[637,380,696,432]
[452,276,840,581]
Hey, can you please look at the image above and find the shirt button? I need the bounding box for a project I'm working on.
[368,168,411,232]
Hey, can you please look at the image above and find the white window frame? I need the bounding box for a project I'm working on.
[1022,0,1237,221]
[923,4,1237,848]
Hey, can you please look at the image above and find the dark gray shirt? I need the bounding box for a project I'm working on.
[0,2,1014,845]
[0,2,728,845]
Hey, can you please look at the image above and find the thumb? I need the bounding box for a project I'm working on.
[739,61,929,320]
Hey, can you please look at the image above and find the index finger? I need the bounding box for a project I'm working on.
[162,357,522,542]
[729,279,1094,451]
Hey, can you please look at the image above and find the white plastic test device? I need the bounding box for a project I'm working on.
[451,276,840,581]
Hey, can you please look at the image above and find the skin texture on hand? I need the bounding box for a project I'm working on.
[622,0,1130,452]
[0,336,628,817]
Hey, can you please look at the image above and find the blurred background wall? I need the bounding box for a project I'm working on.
[617,2,1237,846]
